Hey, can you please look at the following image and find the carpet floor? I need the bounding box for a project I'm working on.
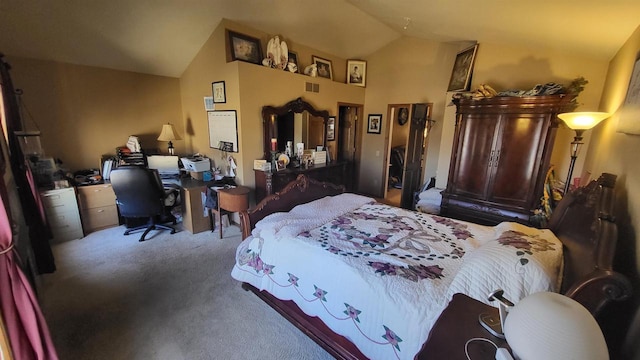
[38,224,333,360]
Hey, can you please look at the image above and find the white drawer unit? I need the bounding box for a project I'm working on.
[40,187,84,243]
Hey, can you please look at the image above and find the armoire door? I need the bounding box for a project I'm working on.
[487,114,551,209]
[448,113,499,200]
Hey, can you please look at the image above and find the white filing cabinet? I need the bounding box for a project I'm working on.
[40,187,84,243]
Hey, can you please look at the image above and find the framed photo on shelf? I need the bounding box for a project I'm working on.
[312,56,333,80]
[347,60,366,87]
[212,81,226,103]
[447,44,479,92]
[327,116,336,141]
[367,114,382,134]
[228,30,262,65]
[288,51,299,73]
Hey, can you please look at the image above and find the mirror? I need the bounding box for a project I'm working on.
[262,97,329,160]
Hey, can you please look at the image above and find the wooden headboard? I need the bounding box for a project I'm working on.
[548,173,632,315]
[240,173,632,317]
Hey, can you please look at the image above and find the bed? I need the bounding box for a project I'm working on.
[232,174,631,359]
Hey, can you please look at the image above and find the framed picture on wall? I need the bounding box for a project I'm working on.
[447,44,479,92]
[228,30,263,65]
[367,114,382,134]
[327,116,336,141]
[312,56,333,80]
[347,59,366,87]
[617,53,640,134]
[212,81,226,103]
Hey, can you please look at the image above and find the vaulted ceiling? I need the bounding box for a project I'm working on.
[0,0,639,77]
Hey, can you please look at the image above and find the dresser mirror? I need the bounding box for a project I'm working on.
[261,97,329,160]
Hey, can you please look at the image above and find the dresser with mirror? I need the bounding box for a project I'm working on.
[254,97,348,203]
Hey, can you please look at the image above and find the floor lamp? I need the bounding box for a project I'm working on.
[557,112,609,195]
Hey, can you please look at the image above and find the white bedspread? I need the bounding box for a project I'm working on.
[231,194,563,360]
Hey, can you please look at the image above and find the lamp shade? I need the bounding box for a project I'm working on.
[504,292,608,360]
[157,123,182,141]
[557,112,609,130]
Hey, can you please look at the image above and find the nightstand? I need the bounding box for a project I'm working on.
[418,293,511,360]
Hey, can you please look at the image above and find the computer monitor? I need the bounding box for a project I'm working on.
[147,155,180,178]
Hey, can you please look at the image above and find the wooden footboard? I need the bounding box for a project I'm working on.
[241,282,366,360]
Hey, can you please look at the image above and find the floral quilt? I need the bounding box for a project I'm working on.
[231,194,563,360]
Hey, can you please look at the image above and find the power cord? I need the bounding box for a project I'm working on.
[464,337,498,360]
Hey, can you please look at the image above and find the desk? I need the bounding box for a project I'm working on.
[211,186,250,238]
[179,177,243,235]
[181,178,211,234]
[419,293,511,359]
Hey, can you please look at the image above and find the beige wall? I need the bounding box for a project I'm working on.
[359,37,459,196]
[179,19,364,198]
[585,24,640,358]
[7,57,182,172]
[359,36,609,197]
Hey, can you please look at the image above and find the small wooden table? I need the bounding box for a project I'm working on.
[211,185,250,238]
[418,293,511,360]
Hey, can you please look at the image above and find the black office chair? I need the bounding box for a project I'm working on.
[110,166,177,241]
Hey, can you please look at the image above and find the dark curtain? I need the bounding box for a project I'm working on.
[0,54,55,274]
[0,140,58,359]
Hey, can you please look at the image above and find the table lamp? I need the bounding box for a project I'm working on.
[504,292,609,360]
[557,112,609,195]
[157,123,182,155]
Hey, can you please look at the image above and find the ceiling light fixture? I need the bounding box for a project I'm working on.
[403,17,411,30]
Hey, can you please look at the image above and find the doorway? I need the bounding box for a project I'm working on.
[384,104,411,207]
[337,103,363,192]
[383,103,432,209]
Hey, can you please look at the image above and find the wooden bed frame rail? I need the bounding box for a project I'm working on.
[237,173,632,360]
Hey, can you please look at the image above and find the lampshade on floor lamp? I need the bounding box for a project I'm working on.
[157,123,182,155]
[557,112,609,195]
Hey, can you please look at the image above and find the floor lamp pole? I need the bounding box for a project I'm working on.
[564,154,578,195]
[564,130,584,195]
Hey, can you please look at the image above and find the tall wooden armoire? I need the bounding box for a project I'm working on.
[440,94,574,225]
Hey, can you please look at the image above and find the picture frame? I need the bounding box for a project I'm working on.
[367,114,382,134]
[212,81,226,103]
[203,96,214,111]
[288,51,299,73]
[312,56,333,80]
[228,30,263,65]
[617,52,640,135]
[447,44,479,92]
[347,59,366,87]
[327,116,336,141]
